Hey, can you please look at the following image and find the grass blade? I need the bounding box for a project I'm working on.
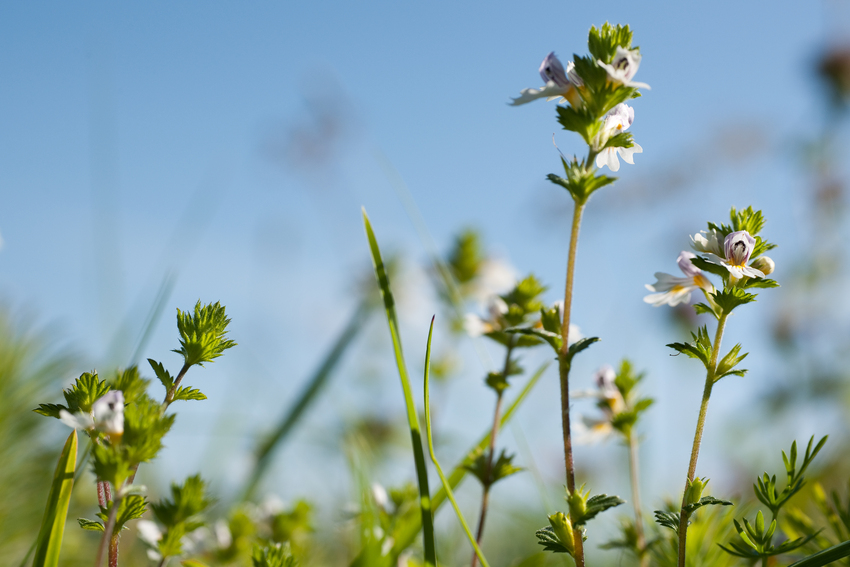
[423,316,490,567]
[788,540,850,567]
[362,208,436,567]
[32,430,77,567]
[241,299,372,501]
[384,360,549,563]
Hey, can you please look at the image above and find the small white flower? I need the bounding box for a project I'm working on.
[598,46,651,90]
[573,414,614,445]
[371,483,389,510]
[214,520,233,549]
[594,103,643,172]
[470,259,517,304]
[137,519,163,546]
[58,409,95,431]
[690,229,724,257]
[463,297,508,337]
[92,391,124,436]
[511,52,582,106]
[696,230,765,280]
[644,251,714,307]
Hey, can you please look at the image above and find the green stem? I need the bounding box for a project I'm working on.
[628,429,648,567]
[94,488,122,567]
[471,338,515,567]
[558,199,586,567]
[423,318,490,567]
[162,362,191,410]
[677,311,729,567]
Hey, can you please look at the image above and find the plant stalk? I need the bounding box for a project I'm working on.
[677,312,729,567]
[558,199,587,567]
[471,338,515,567]
[162,362,191,409]
[628,429,648,567]
[94,489,122,567]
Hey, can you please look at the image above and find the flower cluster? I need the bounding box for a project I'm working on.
[645,207,777,309]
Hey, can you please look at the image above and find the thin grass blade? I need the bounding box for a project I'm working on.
[362,208,436,567]
[384,361,548,562]
[32,430,77,567]
[240,299,371,502]
[788,540,850,567]
[423,316,490,567]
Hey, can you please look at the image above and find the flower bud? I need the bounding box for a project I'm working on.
[567,490,587,520]
[547,512,575,556]
[686,477,708,505]
[750,256,775,276]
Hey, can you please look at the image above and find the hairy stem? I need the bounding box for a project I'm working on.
[628,429,648,567]
[471,339,515,567]
[162,362,191,409]
[677,312,729,567]
[108,531,120,567]
[558,200,586,567]
[95,489,122,567]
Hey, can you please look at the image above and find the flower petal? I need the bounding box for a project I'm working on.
[510,82,570,106]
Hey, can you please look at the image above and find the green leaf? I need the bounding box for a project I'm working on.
[173,301,237,367]
[743,278,780,289]
[33,431,77,567]
[787,539,850,567]
[152,475,213,528]
[603,131,634,150]
[172,386,207,402]
[362,210,436,567]
[654,510,682,534]
[34,372,111,418]
[77,518,104,532]
[181,561,211,567]
[252,543,297,567]
[535,526,571,554]
[148,359,174,391]
[715,344,749,381]
[568,337,600,361]
[505,327,559,352]
[694,302,719,319]
[108,366,150,404]
[587,22,634,63]
[690,256,732,279]
[422,317,490,567]
[667,326,712,368]
[462,449,523,487]
[576,494,626,525]
[97,495,148,532]
[712,287,758,313]
[683,496,734,515]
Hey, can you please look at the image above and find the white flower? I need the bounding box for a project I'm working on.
[644,251,714,307]
[594,103,643,172]
[214,520,233,549]
[371,483,389,510]
[598,47,651,89]
[511,52,582,106]
[463,297,508,337]
[573,414,614,445]
[695,230,765,280]
[59,390,124,437]
[470,259,517,303]
[690,229,724,257]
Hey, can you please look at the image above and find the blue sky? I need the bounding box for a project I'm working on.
[1,0,848,522]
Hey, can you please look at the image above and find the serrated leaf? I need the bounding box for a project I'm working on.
[654,510,681,533]
[173,301,237,367]
[77,518,104,532]
[683,496,734,514]
[693,303,719,319]
[505,327,559,352]
[33,403,65,419]
[172,386,207,402]
[568,337,600,360]
[535,526,571,553]
[712,287,758,313]
[715,344,748,381]
[691,256,731,279]
[574,494,625,525]
[148,359,174,391]
[743,278,779,289]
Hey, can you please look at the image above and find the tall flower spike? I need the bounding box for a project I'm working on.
[511,52,582,106]
[644,251,714,307]
[598,46,651,89]
[595,103,643,172]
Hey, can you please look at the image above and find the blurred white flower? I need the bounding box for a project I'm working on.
[58,390,124,437]
[463,297,508,337]
[470,258,517,304]
[594,103,643,172]
[371,483,389,510]
[511,52,582,106]
[573,414,614,445]
[598,47,650,89]
[644,251,714,307]
[214,519,233,549]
